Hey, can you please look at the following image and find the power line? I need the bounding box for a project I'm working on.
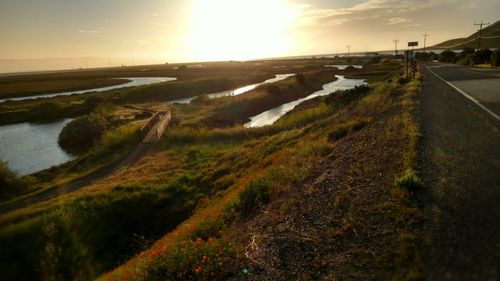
[422,34,430,52]
[346,45,351,57]
[474,21,490,49]
[393,39,399,55]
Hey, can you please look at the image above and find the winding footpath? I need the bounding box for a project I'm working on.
[419,62,500,280]
[0,111,170,214]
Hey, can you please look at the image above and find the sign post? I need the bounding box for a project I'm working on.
[407,41,418,79]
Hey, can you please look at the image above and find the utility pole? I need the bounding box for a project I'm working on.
[422,34,429,52]
[346,45,351,58]
[393,39,399,55]
[474,21,490,50]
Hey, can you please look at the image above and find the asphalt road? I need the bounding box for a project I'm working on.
[423,62,500,117]
[419,62,500,280]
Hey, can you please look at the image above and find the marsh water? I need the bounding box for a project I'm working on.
[324,65,363,70]
[0,119,75,176]
[0,74,363,175]
[167,74,295,104]
[0,77,177,103]
[245,75,367,128]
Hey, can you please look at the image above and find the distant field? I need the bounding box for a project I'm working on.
[0,78,128,99]
[0,58,371,125]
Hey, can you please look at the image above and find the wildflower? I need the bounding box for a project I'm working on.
[151,250,160,256]
[239,185,246,191]
[195,266,202,273]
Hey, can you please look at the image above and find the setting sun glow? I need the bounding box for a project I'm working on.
[185,0,295,61]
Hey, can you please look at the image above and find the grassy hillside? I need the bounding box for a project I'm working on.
[0,59,422,280]
[433,20,500,49]
[99,60,423,280]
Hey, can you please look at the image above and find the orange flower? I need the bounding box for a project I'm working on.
[151,250,160,256]
[239,185,246,191]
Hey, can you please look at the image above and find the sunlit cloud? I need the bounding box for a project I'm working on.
[387,17,411,25]
[457,3,477,10]
[77,30,101,34]
[293,0,449,27]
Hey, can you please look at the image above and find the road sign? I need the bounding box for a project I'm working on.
[408,41,418,47]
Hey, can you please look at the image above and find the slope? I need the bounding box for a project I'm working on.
[433,20,500,49]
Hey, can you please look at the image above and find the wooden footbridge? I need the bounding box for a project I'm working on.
[140,111,171,143]
[0,109,172,214]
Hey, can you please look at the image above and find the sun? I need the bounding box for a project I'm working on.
[185,0,295,61]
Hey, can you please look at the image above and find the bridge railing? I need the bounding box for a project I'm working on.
[141,111,172,142]
[155,111,171,141]
[140,112,161,139]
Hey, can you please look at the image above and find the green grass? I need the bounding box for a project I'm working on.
[0,121,142,204]
[1,58,407,280]
[0,78,347,280]
[0,78,128,99]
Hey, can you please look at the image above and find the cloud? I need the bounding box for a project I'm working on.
[406,23,422,28]
[77,30,101,34]
[143,13,161,17]
[293,0,446,27]
[457,3,477,10]
[387,17,411,25]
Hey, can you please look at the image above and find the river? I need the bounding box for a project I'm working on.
[245,75,367,128]
[166,74,295,104]
[324,65,363,70]
[0,119,75,176]
[0,77,177,103]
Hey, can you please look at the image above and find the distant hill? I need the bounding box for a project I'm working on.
[433,20,500,49]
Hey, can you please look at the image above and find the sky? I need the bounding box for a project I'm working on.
[0,0,499,70]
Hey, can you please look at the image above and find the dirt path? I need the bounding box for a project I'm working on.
[419,64,500,280]
[0,142,154,214]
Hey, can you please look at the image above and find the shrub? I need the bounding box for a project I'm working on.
[328,118,370,142]
[439,50,456,63]
[429,52,439,61]
[295,73,306,84]
[266,84,282,95]
[459,47,475,59]
[30,102,62,120]
[395,168,422,192]
[58,113,108,152]
[84,96,106,110]
[471,48,492,65]
[0,161,29,199]
[238,178,270,216]
[366,56,381,65]
[324,85,371,108]
[491,48,500,66]
[415,52,431,61]
[191,94,211,105]
[328,126,349,142]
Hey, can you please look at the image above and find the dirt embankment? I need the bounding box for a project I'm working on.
[227,76,424,280]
